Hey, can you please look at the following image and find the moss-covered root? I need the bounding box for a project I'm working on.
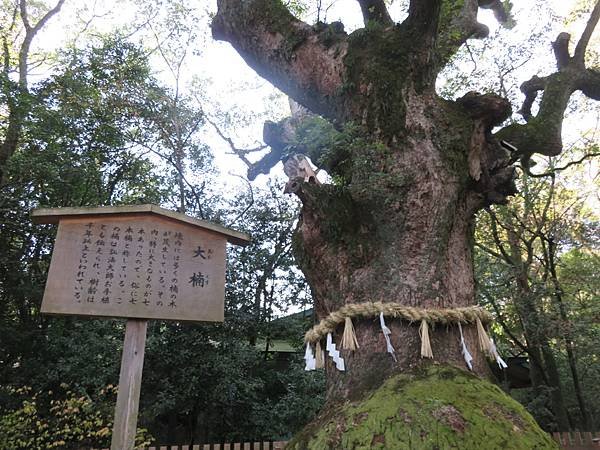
[286,364,558,450]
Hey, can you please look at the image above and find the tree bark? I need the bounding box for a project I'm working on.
[290,91,504,401]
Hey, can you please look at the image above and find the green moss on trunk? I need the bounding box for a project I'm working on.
[286,365,557,449]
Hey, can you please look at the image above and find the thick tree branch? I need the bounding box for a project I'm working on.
[406,0,441,37]
[516,75,547,121]
[357,0,393,27]
[497,15,600,160]
[552,32,571,70]
[211,0,347,120]
[248,101,336,181]
[574,0,600,64]
[525,150,600,178]
[578,68,600,100]
[478,0,508,23]
[435,0,486,68]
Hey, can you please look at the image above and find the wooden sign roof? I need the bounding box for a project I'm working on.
[31,204,250,246]
[32,205,250,323]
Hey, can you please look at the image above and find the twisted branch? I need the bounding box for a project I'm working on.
[497,3,600,159]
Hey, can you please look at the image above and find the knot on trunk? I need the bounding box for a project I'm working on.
[456,92,511,128]
[456,92,516,205]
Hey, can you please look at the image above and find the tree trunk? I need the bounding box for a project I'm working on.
[291,91,494,401]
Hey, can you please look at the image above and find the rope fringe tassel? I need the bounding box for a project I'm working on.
[379,312,397,361]
[476,317,493,356]
[341,316,359,350]
[304,343,316,371]
[326,333,345,371]
[419,319,433,359]
[489,338,508,369]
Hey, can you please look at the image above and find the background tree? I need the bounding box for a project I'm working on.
[476,158,599,431]
[0,0,65,183]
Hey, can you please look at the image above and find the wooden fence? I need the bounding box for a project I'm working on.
[552,432,600,449]
[91,433,600,449]
[93,442,287,450]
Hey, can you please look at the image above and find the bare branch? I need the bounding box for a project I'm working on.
[475,242,506,261]
[206,116,267,170]
[523,151,600,178]
[485,208,514,265]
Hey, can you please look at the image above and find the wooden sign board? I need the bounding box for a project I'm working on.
[33,205,250,450]
[33,205,250,323]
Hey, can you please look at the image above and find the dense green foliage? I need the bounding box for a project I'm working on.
[0,22,323,447]
[0,386,151,450]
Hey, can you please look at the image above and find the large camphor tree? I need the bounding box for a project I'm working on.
[211,0,599,447]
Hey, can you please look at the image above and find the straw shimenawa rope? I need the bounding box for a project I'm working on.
[304,302,492,343]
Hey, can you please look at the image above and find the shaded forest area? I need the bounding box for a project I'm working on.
[0,0,599,448]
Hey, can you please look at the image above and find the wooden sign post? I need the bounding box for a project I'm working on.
[32,205,250,450]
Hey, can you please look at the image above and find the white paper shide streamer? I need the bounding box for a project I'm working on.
[304,343,316,371]
[379,312,397,362]
[489,338,508,369]
[326,332,345,371]
[457,323,473,370]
